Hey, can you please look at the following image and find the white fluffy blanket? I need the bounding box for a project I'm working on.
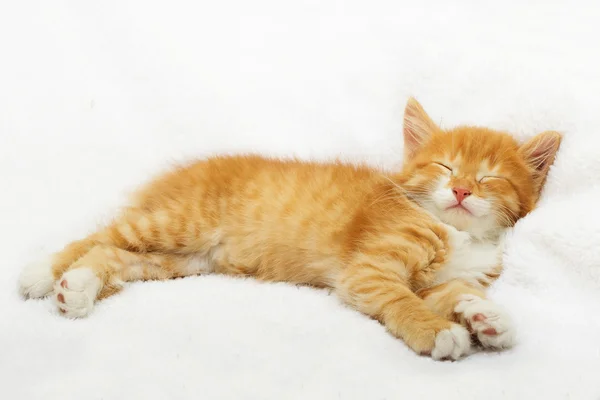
[1,1,599,399]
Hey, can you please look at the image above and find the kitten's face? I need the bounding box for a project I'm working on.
[398,98,561,240]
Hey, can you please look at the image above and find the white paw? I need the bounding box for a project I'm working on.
[443,223,472,247]
[19,257,55,298]
[431,324,471,360]
[455,294,516,349]
[53,267,101,318]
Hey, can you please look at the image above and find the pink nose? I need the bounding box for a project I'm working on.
[452,187,471,203]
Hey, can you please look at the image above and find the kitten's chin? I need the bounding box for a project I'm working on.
[439,212,471,232]
[414,199,499,240]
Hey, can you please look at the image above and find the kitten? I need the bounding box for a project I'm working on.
[19,98,561,360]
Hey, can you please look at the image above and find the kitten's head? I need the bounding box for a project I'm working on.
[397,98,561,240]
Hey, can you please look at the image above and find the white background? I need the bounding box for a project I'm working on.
[1,1,600,399]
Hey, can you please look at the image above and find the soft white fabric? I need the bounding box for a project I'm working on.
[1,1,599,398]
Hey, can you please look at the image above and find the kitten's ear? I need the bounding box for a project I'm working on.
[403,97,439,158]
[518,130,562,191]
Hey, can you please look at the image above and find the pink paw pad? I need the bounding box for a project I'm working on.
[471,313,497,335]
[60,280,68,288]
[473,313,486,322]
[455,296,515,349]
[57,293,65,303]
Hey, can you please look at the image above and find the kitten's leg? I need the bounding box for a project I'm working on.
[52,244,212,318]
[417,280,516,349]
[18,214,145,299]
[19,224,136,299]
[19,236,99,299]
[20,206,218,298]
[335,261,471,360]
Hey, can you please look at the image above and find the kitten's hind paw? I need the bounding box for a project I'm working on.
[53,267,101,318]
[19,257,55,299]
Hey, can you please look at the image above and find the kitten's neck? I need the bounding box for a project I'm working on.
[470,228,507,246]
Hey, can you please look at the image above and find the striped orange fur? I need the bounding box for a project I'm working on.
[19,98,561,360]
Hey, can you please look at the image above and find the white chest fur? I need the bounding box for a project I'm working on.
[434,224,504,288]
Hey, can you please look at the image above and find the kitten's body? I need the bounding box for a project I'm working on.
[19,98,561,360]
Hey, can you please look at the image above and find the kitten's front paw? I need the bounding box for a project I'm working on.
[431,324,471,360]
[455,295,516,349]
[19,257,55,298]
[53,267,101,318]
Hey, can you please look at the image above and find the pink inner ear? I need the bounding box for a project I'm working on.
[404,118,423,147]
[402,98,440,158]
[403,119,431,158]
[523,133,561,172]
[528,146,551,171]
[403,114,434,155]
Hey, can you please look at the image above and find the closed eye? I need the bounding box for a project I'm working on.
[433,162,453,172]
[479,176,507,183]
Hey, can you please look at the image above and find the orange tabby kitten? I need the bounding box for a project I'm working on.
[19,98,561,360]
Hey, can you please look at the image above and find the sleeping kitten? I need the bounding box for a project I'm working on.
[19,98,561,360]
